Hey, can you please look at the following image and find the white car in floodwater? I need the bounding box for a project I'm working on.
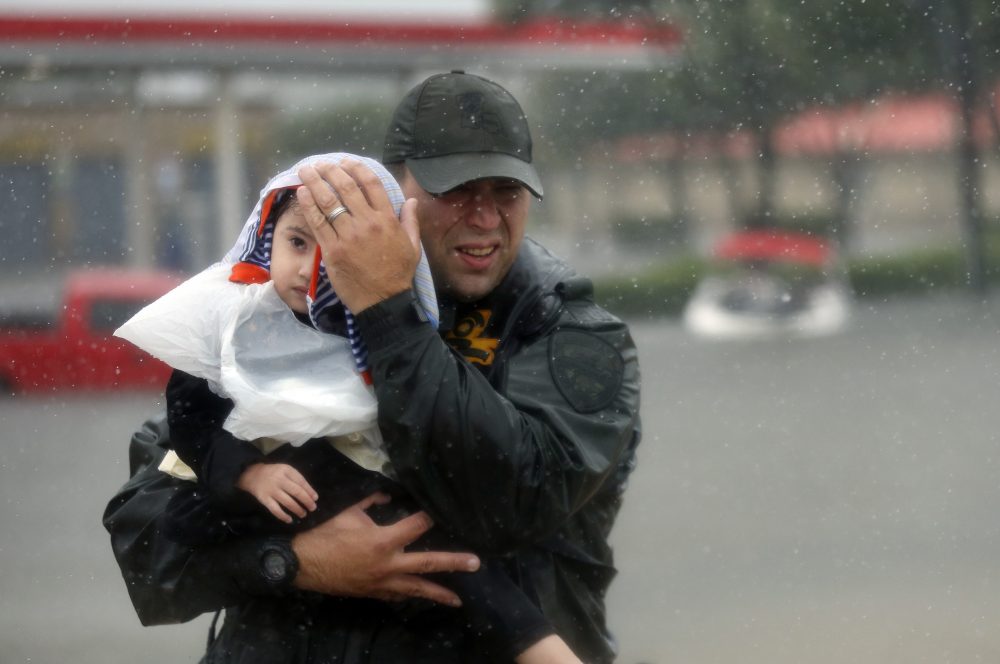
[683,229,851,340]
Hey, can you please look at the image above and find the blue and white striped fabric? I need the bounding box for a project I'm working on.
[223,153,439,376]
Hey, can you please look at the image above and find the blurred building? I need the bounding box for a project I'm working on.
[595,91,1000,259]
[0,1,680,277]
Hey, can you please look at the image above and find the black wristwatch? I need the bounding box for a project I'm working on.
[258,537,299,591]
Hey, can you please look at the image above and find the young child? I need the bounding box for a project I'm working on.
[116,153,581,664]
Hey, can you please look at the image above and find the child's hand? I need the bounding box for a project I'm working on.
[236,463,319,523]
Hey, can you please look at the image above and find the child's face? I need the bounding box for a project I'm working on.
[269,203,317,314]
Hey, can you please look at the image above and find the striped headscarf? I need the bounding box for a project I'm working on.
[222,153,438,382]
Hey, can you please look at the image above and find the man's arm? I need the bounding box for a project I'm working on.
[355,294,640,555]
[103,415,480,624]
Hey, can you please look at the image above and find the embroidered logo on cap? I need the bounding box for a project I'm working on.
[458,92,502,135]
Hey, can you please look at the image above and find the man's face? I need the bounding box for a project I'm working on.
[269,203,316,314]
[400,171,531,302]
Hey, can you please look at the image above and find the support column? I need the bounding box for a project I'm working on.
[214,72,245,260]
[49,144,75,263]
[124,74,155,268]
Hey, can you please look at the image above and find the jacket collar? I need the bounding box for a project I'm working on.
[438,237,577,340]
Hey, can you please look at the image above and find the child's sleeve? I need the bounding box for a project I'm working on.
[166,369,264,500]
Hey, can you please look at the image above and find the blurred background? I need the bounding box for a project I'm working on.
[1,0,999,662]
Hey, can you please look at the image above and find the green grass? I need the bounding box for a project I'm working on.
[593,256,704,319]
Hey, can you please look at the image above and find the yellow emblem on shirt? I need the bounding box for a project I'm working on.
[445,309,499,366]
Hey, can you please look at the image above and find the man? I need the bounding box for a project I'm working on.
[104,71,641,663]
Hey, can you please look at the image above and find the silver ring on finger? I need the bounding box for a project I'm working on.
[325,204,349,225]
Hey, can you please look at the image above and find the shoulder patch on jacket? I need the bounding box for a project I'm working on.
[549,329,625,413]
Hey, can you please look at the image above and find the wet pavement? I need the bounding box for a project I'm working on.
[2,291,999,663]
[609,291,1000,663]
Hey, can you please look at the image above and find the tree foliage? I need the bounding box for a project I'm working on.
[507,0,1000,142]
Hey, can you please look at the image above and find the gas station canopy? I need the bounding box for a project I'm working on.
[0,13,682,73]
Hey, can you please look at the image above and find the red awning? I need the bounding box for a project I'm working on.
[0,14,682,72]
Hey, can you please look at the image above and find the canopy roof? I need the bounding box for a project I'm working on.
[0,13,681,72]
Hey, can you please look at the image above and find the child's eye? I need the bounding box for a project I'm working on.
[290,236,307,250]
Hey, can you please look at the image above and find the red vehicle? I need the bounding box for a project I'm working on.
[0,268,184,394]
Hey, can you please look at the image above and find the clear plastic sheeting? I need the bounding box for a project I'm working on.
[115,263,379,447]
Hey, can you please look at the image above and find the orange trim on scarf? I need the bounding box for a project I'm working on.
[256,185,297,236]
[229,262,270,284]
[308,246,322,299]
[360,369,373,385]
[257,189,278,237]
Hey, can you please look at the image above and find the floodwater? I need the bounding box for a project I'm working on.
[1,292,998,663]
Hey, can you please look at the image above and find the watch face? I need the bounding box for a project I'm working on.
[262,550,288,582]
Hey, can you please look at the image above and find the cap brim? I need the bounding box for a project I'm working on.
[406,153,543,199]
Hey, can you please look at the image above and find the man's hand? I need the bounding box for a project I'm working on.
[291,492,480,607]
[236,462,318,523]
[296,160,421,314]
